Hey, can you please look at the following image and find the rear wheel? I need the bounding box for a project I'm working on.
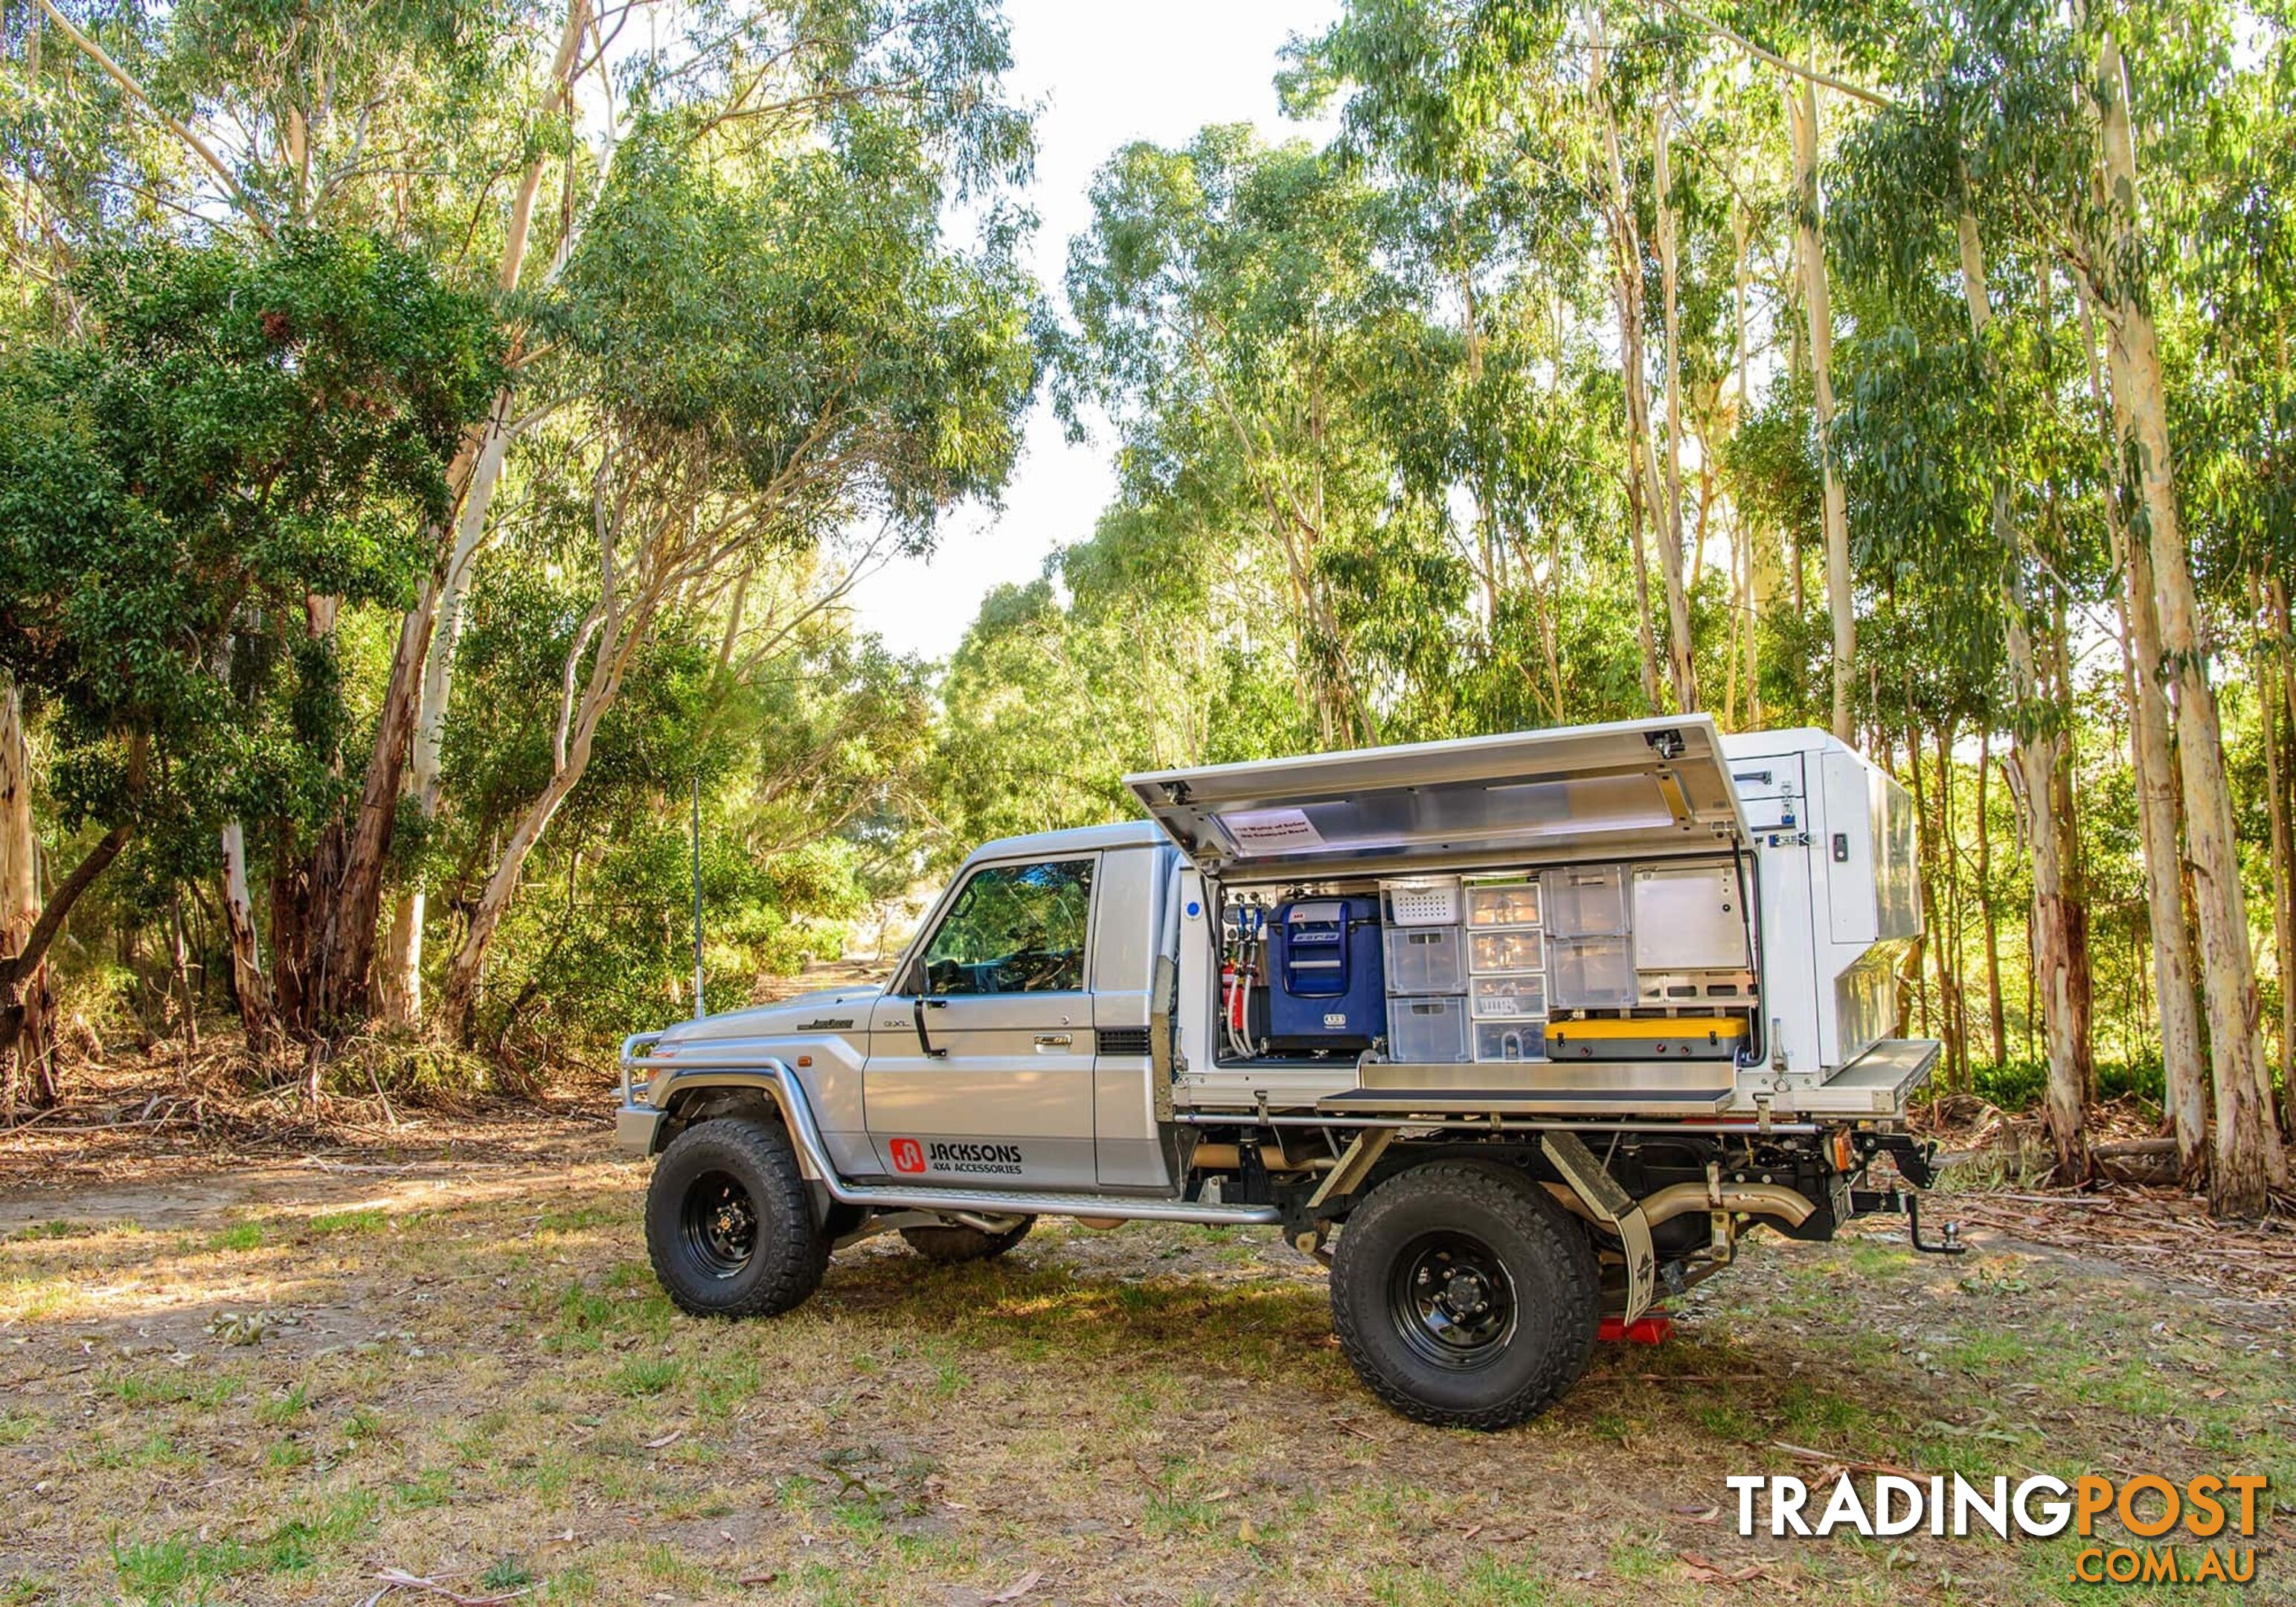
[1330,1160,1599,1429]
[900,1217,1033,1263]
[646,1117,827,1317]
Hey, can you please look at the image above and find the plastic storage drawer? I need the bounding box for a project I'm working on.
[1465,881,1542,929]
[1383,879,1462,926]
[1546,934,1638,1007]
[1386,995,1472,1062]
[1471,973,1547,1019]
[1543,865,1630,937]
[1469,929,1544,975]
[1384,925,1464,993]
[1475,1021,1548,1062]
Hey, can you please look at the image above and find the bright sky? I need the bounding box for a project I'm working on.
[841,0,1341,661]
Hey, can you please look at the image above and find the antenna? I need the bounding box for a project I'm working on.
[691,773,705,1019]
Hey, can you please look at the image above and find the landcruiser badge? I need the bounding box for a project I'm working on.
[798,1017,854,1030]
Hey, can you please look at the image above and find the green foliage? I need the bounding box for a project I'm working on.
[0,229,501,855]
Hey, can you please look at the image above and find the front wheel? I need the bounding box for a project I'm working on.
[1330,1160,1600,1429]
[645,1117,828,1318]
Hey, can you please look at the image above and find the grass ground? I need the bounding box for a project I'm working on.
[4,1123,2295,1607]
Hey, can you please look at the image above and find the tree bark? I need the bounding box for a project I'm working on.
[1652,100,1699,712]
[1,676,56,1104]
[2256,574,2296,1137]
[379,405,516,1026]
[2078,280,2203,1174]
[1954,196,2084,1173]
[1784,72,1854,742]
[2088,30,2281,1213]
[1588,11,1667,716]
[1975,727,2007,1066]
[219,821,276,1050]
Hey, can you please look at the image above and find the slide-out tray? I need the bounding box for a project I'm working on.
[1319,1085,1734,1118]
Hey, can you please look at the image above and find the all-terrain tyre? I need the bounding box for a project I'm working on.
[645,1117,829,1318]
[1330,1160,1600,1430]
[900,1218,1033,1263]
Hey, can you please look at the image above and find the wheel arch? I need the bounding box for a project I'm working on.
[657,1074,795,1151]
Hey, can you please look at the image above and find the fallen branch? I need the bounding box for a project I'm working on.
[1771,1440,1922,1479]
[368,1568,530,1605]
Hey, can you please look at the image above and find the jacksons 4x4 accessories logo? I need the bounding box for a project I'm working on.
[888,1138,1024,1177]
[1731,1472,2265,1587]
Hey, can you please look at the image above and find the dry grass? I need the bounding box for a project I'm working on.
[4,1125,2295,1607]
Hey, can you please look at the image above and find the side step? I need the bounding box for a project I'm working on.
[824,1183,1279,1226]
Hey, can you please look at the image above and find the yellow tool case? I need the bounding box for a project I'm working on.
[1545,1016,1745,1061]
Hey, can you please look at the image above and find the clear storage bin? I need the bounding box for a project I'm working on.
[1466,880,1542,929]
[1383,879,1461,927]
[1475,1021,1548,1062]
[1471,973,1547,1019]
[1469,929,1544,975]
[1546,934,1638,1007]
[1386,995,1472,1062]
[1384,925,1464,993]
[1543,865,1630,937]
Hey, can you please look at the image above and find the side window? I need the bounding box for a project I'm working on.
[917,859,1095,995]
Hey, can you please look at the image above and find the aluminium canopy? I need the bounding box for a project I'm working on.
[1124,716,1750,879]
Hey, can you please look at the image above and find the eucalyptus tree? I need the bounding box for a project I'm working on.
[431,109,1037,1041]
[377,0,1035,1027]
[1061,127,1440,748]
[1292,0,1705,717]
[1818,30,2111,1175]
[0,232,500,1074]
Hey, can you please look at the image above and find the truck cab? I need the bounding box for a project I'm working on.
[618,716,1946,1428]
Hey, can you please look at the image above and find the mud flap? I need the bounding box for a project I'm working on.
[1540,1131,1657,1324]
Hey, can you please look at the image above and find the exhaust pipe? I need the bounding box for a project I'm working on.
[1638,1181,1815,1228]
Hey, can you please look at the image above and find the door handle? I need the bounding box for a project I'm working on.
[1033,1033,1073,1048]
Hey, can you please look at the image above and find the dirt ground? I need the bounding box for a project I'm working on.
[5,1089,2296,1606]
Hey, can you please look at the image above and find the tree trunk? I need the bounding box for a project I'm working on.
[436,733,595,1043]
[1975,727,2007,1067]
[0,822,131,1065]
[169,890,197,1054]
[1784,72,1854,742]
[2088,30,2281,1213]
[0,675,56,1106]
[2079,280,2204,1174]
[2256,574,2296,1137]
[1588,12,1666,716]
[1954,196,2083,1175]
[379,404,516,1027]
[1652,101,1699,712]
[219,821,277,1050]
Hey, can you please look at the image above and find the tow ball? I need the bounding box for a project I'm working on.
[1907,1193,1965,1256]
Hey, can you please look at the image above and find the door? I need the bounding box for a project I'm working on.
[1731,751,1819,1073]
[862,856,1100,1190]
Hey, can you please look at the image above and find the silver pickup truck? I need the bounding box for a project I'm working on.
[617,716,1946,1427]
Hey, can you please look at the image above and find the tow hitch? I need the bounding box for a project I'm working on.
[1851,1185,1966,1255]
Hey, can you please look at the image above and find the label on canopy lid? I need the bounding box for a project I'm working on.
[1219,807,1324,854]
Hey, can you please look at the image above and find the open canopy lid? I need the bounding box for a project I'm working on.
[1124,716,1749,876]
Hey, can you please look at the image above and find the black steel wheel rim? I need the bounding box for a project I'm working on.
[1388,1230,1517,1369]
[681,1169,758,1278]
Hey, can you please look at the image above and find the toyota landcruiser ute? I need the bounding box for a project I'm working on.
[617,716,1947,1427]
